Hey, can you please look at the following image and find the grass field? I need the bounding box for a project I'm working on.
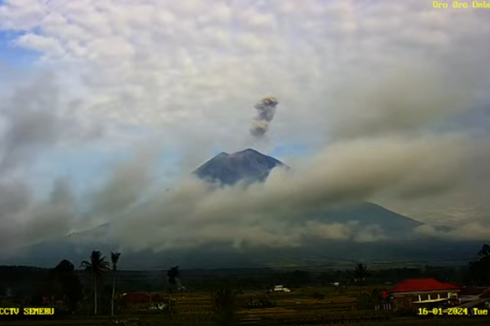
[2,286,490,325]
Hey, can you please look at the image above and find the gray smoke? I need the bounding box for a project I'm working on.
[250,96,279,138]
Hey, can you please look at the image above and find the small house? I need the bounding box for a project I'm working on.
[389,278,460,309]
[272,285,290,292]
[122,292,151,303]
[122,292,166,303]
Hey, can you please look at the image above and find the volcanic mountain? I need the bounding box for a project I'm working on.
[193,148,288,185]
[6,148,472,270]
[193,148,423,237]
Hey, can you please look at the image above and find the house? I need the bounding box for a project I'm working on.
[389,278,460,309]
[122,292,166,304]
[122,292,150,303]
[272,285,291,293]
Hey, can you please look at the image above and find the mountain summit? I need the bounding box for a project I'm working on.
[193,148,287,185]
[194,148,426,238]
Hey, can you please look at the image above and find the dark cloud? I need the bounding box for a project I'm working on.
[250,96,279,138]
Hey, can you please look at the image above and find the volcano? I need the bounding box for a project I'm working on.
[7,148,468,270]
[193,148,288,185]
[192,148,423,236]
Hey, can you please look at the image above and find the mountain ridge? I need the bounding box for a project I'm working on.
[4,147,465,269]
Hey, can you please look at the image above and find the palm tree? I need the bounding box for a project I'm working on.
[110,252,121,317]
[80,251,110,315]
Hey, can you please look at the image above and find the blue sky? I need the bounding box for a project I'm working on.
[26,140,313,202]
[0,31,39,67]
[27,146,129,202]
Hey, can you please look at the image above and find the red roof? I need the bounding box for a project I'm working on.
[390,278,460,293]
[152,294,165,302]
[122,292,166,303]
[122,292,151,303]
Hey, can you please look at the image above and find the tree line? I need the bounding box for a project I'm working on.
[1,244,490,317]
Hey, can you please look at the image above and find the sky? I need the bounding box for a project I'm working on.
[0,0,490,255]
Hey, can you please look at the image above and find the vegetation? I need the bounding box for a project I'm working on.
[213,287,240,326]
[466,244,490,285]
[167,265,180,293]
[1,244,490,325]
[353,262,370,285]
[80,250,110,315]
[356,288,383,310]
[110,251,121,317]
[41,259,83,313]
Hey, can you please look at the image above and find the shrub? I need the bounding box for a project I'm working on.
[213,288,240,326]
[394,307,416,317]
[311,292,326,300]
[245,295,276,309]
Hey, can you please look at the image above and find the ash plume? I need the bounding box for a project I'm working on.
[250,96,279,138]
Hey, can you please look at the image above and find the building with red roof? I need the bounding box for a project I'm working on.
[122,292,166,303]
[122,292,151,303]
[389,278,460,309]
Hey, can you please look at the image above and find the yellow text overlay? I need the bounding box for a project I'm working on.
[0,308,55,316]
[433,1,490,8]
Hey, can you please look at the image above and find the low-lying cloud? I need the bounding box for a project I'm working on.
[108,131,488,252]
[0,1,489,259]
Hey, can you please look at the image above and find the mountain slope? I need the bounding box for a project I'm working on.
[193,148,424,237]
[308,202,423,238]
[7,148,463,269]
[193,148,287,185]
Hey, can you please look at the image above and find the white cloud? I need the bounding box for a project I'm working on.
[15,33,66,57]
[0,0,489,253]
[0,0,487,134]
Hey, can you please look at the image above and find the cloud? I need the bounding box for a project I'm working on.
[414,223,490,243]
[0,0,486,136]
[327,62,479,141]
[0,0,489,256]
[0,69,105,254]
[108,130,488,252]
[0,72,61,173]
[86,140,161,223]
[0,176,76,255]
